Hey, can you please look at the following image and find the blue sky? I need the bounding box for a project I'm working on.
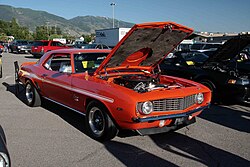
[0,0,249,32]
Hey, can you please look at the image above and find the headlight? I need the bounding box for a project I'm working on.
[195,93,204,104]
[0,153,10,167]
[137,101,153,115]
[17,46,21,48]
[228,79,249,85]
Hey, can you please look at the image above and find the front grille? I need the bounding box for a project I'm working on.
[152,94,196,111]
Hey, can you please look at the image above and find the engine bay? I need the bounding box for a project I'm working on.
[113,74,183,93]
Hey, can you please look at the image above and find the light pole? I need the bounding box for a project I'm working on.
[110,2,116,28]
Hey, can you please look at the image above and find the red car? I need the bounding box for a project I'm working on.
[31,40,68,57]
[18,22,211,141]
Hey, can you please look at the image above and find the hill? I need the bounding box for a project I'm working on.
[0,5,134,36]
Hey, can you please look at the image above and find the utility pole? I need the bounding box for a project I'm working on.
[46,21,49,40]
[110,2,116,28]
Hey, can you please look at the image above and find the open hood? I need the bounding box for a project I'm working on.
[206,34,250,63]
[95,22,193,74]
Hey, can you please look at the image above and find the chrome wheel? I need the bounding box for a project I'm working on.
[88,107,105,137]
[26,83,34,104]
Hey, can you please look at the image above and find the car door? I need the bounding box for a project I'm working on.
[70,52,109,113]
[41,53,73,107]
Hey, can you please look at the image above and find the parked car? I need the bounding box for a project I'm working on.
[0,54,2,78]
[190,42,222,52]
[0,44,3,78]
[17,22,211,141]
[160,34,250,104]
[73,41,88,49]
[31,40,68,57]
[0,44,3,55]
[84,43,110,49]
[9,40,31,53]
[0,125,11,167]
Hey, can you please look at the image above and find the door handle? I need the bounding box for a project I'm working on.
[73,94,79,102]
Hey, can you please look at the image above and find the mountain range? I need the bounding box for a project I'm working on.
[0,5,134,36]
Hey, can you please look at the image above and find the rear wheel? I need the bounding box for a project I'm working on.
[85,101,118,141]
[25,80,41,107]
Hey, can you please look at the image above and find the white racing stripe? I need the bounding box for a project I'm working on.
[22,71,114,103]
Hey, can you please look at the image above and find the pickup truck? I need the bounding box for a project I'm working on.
[31,40,68,57]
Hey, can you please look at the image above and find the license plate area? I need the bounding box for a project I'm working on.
[174,117,186,125]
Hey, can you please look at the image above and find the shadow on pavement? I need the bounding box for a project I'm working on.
[103,140,178,167]
[150,132,250,167]
[200,105,250,133]
[41,99,88,136]
[2,82,250,166]
[24,55,39,59]
[2,82,27,104]
[2,81,88,135]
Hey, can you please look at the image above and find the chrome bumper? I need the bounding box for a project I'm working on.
[132,103,210,123]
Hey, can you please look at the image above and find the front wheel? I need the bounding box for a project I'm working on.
[85,101,118,142]
[25,80,41,107]
[200,79,216,102]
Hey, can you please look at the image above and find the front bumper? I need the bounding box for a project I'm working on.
[132,104,210,123]
[221,84,250,103]
[18,48,31,52]
[136,117,196,135]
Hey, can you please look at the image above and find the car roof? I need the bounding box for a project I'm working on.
[38,48,111,64]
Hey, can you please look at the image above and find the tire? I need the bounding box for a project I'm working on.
[85,101,118,142]
[0,65,2,78]
[25,80,41,107]
[199,79,216,102]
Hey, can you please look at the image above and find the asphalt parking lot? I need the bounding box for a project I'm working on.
[0,52,249,167]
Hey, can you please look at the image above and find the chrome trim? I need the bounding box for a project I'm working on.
[43,77,114,103]
[44,97,86,116]
[152,94,196,112]
[132,104,210,123]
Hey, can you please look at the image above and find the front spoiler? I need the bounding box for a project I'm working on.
[132,104,210,123]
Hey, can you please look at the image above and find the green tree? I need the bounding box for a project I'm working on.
[0,18,32,40]
[34,26,48,40]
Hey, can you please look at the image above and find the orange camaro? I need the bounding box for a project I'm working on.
[18,22,211,141]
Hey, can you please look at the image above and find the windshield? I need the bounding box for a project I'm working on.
[84,44,97,49]
[180,52,209,63]
[74,52,108,74]
[17,41,28,45]
[33,41,49,46]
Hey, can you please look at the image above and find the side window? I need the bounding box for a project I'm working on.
[56,42,64,46]
[51,42,57,46]
[96,45,102,49]
[103,45,109,49]
[43,54,72,73]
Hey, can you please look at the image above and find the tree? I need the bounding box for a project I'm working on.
[34,26,48,40]
[0,18,32,40]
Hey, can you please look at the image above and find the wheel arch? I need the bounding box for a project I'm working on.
[85,97,121,129]
[193,75,217,88]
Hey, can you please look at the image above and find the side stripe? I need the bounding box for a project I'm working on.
[21,71,114,103]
